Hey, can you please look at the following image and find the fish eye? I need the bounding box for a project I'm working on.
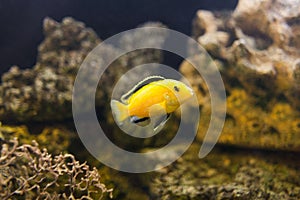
[174,85,180,92]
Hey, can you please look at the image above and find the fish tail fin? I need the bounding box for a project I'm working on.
[110,100,129,125]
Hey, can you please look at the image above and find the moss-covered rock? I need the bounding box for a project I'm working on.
[186,77,300,151]
[0,122,75,155]
[150,144,300,200]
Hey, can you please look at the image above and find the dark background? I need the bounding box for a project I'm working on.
[0,0,238,74]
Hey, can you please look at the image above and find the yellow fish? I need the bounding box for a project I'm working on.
[111,76,194,129]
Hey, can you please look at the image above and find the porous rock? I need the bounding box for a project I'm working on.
[181,0,300,151]
[0,18,167,122]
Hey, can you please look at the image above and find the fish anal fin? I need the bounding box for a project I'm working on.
[148,103,170,131]
[152,113,171,132]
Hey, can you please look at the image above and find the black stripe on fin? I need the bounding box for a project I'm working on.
[130,116,150,123]
[121,76,165,103]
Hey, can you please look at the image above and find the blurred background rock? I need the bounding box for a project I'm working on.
[1,0,300,199]
[0,0,238,74]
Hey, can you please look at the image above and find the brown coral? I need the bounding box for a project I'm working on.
[0,138,113,199]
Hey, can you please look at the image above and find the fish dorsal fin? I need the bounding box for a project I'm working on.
[121,75,165,103]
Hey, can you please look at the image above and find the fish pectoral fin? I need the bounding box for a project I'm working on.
[130,104,169,132]
[148,103,170,132]
[149,103,166,117]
